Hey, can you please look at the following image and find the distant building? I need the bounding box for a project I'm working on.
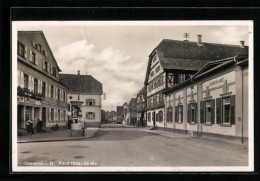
[123,98,137,126]
[17,31,68,132]
[60,71,103,127]
[136,87,147,127]
[116,106,124,123]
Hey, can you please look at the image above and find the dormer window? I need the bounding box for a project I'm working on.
[38,44,42,52]
[178,73,185,84]
[43,60,48,71]
[51,67,56,77]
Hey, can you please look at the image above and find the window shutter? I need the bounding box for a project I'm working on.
[175,106,179,122]
[42,60,45,69]
[38,80,41,93]
[54,109,57,121]
[50,65,53,74]
[86,112,88,119]
[21,72,24,88]
[24,46,27,59]
[216,98,222,124]
[187,104,191,123]
[29,50,32,62]
[93,99,96,106]
[194,103,197,123]
[230,95,236,125]
[180,105,183,123]
[86,99,89,106]
[55,88,57,100]
[47,63,49,72]
[211,99,215,124]
[49,108,51,121]
[93,112,96,119]
[200,101,204,124]
[45,83,48,97]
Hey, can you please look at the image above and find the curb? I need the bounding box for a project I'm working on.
[18,129,99,143]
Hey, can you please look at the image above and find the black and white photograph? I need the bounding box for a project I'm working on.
[12,21,254,172]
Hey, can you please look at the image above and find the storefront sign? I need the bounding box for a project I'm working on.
[209,77,224,86]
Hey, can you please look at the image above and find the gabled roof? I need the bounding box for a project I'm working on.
[59,74,103,94]
[18,31,62,71]
[145,39,248,84]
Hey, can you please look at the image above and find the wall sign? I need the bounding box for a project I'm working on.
[209,77,224,86]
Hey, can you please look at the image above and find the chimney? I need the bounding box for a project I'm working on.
[197,34,203,46]
[77,70,80,75]
[240,41,245,48]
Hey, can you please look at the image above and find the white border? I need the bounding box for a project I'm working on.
[12,21,254,172]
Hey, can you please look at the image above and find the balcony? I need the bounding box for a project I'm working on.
[17,86,44,101]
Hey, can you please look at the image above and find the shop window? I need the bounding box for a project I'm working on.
[167,107,173,122]
[86,112,95,119]
[24,74,29,89]
[18,42,25,57]
[188,103,197,124]
[159,111,163,123]
[58,109,60,121]
[63,110,66,121]
[33,78,38,94]
[51,108,54,121]
[147,112,151,122]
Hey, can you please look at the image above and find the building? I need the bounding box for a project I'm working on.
[17,31,68,132]
[123,98,138,126]
[163,54,248,143]
[145,35,248,129]
[116,106,124,123]
[59,71,103,128]
[136,87,147,127]
[122,102,128,125]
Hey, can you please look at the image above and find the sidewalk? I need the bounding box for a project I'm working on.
[141,128,248,157]
[18,128,99,143]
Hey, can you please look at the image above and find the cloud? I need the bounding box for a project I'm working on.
[55,39,146,111]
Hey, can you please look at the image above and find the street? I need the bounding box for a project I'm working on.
[18,124,248,167]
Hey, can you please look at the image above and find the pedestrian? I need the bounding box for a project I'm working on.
[26,119,34,134]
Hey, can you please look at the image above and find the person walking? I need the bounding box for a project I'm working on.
[26,119,34,134]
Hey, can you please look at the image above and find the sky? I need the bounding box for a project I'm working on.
[16,21,250,111]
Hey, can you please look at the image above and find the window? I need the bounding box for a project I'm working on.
[50,86,54,99]
[32,52,36,64]
[178,73,185,84]
[167,107,173,122]
[42,82,46,97]
[33,78,38,93]
[188,103,197,124]
[52,67,56,77]
[153,95,157,105]
[58,109,60,121]
[24,74,29,89]
[152,55,157,63]
[63,110,66,121]
[86,112,95,119]
[86,99,95,106]
[175,105,183,123]
[51,108,54,121]
[222,97,231,124]
[155,65,160,72]
[159,94,163,103]
[57,89,60,101]
[63,91,66,102]
[205,100,215,124]
[38,44,42,52]
[159,111,163,123]
[156,113,159,122]
[18,42,25,57]
[43,60,48,71]
[150,71,154,77]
